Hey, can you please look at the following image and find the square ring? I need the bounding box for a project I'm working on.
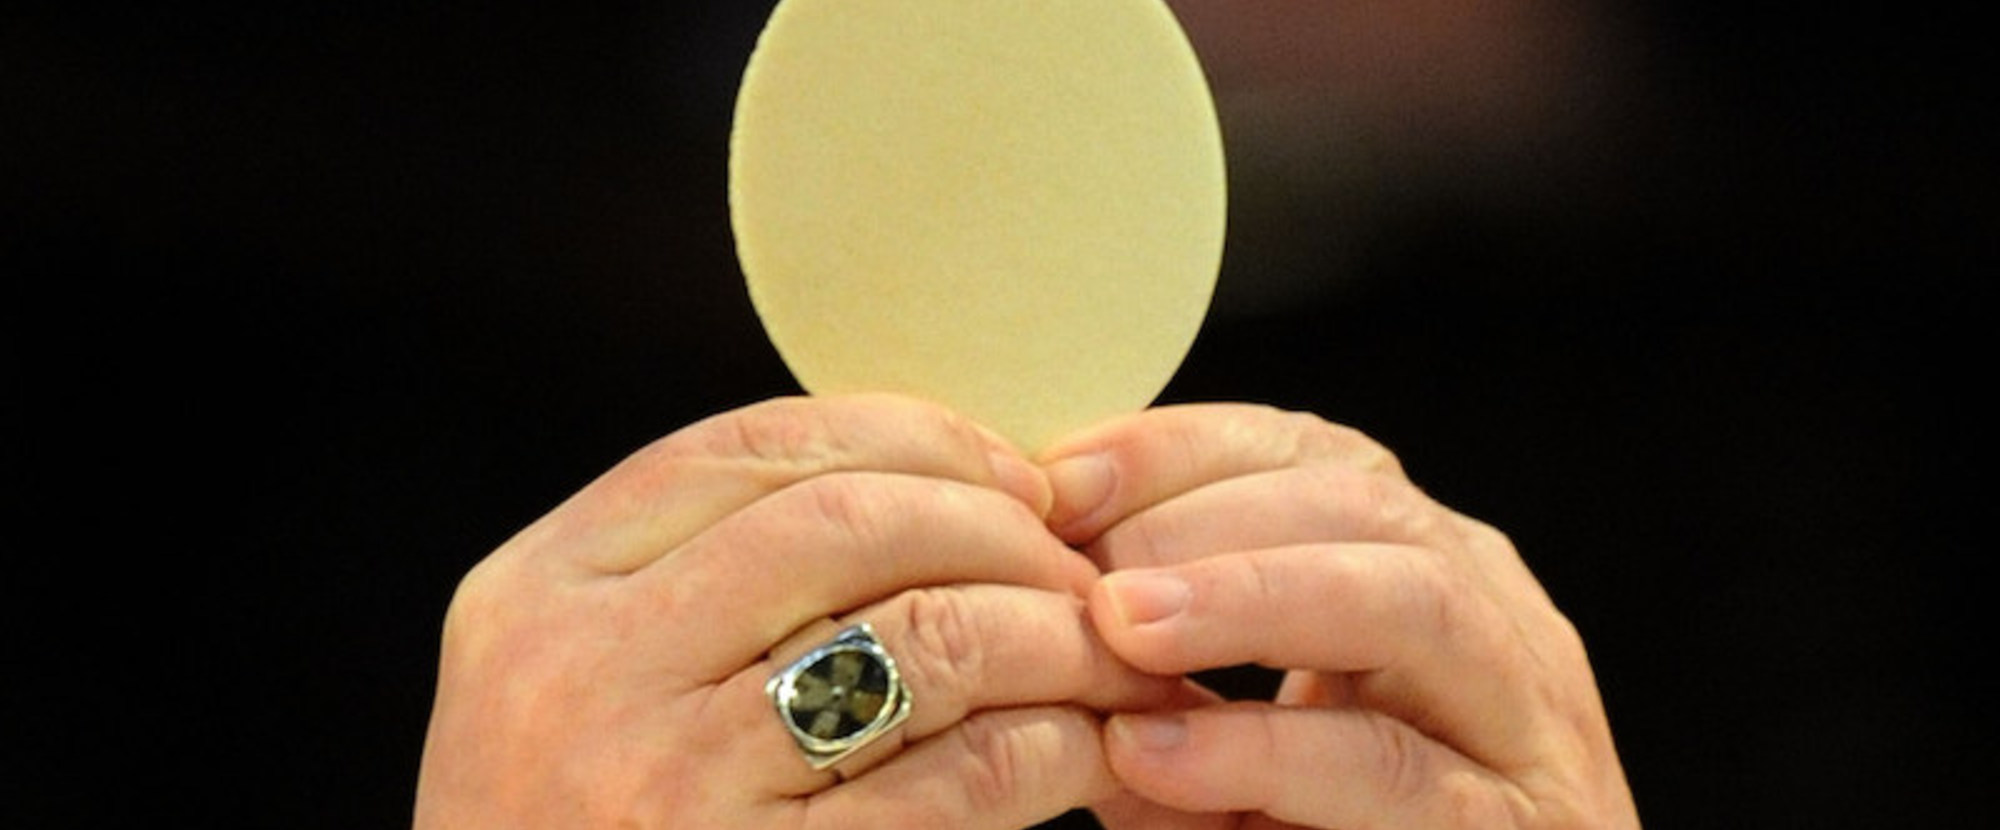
[766,623,913,770]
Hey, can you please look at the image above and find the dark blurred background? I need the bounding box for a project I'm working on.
[7,1,1988,827]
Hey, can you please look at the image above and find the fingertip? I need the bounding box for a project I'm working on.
[1042,452,1115,540]
[1107,712,1190,755]
[1097,570,1191,628]
[1103,705,1285,818]
[1087,571,1198,676]
[1060,550,1105,600]
[1101,712,1220,814]
[984,448,1054,518]
[954,409,1054,517]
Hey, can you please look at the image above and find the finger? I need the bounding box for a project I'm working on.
[840,585,1190,745]
[1090,789,1236,830]
[706,583,1190,795]
[625,472,1101,682]
[1085,461,1459,573]
[1088,547,1573,771]
[1103,704,1528,830]
[1091,546,1429,675]
[799,707,1122,830]
[1036,403,1404,545]
[504,394,1051,575]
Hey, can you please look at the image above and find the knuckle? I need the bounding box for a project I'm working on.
[1401,551,1530,687]
[1364,472,1450,544]
[1433,770,1518,828]
[894,588,985,702]
[951,713,1034,813]
[1369,715,1435,809]
[1536,604,1590,667]
[1287,411,1406,476]
[844,714,1053,829]
[439,555,529,648]
[1298,464,1448,546]
[1278,408,1338,457]
[1460,514,1516,551]
[658,395,997,485]
[1363,716,1520,828]
[708,394,988,464]
[1240,553,1289,615]
[1454,514,1527,570]
[1515,769,1605,830]
[1395,492,1453,544]
[792,474,897,548]
[920,402,993,453]
[1348,434,1407,479]
[706,398,838,465]
[1396,552,1494,656]
[605,399,838,494]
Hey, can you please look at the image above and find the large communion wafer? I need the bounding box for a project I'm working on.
[730,0,1226,452]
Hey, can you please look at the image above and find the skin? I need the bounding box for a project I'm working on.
[413,395,1640,829]
[1039,404,1641,830]
[413,395,1186,829]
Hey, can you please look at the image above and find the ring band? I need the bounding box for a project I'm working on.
[766,622,913,770]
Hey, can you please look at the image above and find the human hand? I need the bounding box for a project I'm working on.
[412,395,1188,829]
[1037,405,1641,830]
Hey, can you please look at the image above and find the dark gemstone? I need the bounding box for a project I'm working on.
[788,649,892,740]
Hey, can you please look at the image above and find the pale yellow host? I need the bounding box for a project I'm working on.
[730,0,1226,453]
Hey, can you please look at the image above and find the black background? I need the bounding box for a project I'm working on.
[7,2,1989,827]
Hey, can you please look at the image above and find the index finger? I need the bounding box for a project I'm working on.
[498,394,1052,575]
[1088,545,1590,776]
[1035,404,1405,545]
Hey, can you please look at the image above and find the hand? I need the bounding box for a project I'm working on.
[1037,405,1640,830]
[413,395,1187,829]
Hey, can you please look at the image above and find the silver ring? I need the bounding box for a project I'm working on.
[766,622,913,770]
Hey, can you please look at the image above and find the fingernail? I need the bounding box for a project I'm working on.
[1103,571,1190,626]
[1043,453,1114,535]
[986,449,1053,517]
[1113,713,1189,752]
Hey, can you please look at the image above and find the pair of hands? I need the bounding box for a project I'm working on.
[413,395,1638,829]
